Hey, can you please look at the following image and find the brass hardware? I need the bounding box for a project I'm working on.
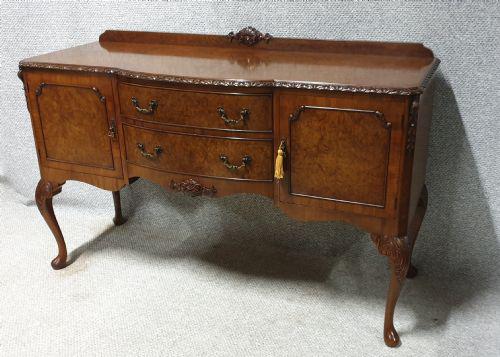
[107,119,117,139]
[137,143,163,159]
[91,87,106,102]
[274,139,286,180]
[289,105,306,121]
[35,82,47,96]
[217,107,249,126]
[219,154,251,170]
[289,105,391,128]
[131,97,158,114]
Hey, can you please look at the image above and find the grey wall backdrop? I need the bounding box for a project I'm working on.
[1,1,499,355]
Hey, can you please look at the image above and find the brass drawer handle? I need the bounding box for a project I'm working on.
[219,154,251,170]
[131,97,158,114]
[217,107,249,126]
[137,143,162,159]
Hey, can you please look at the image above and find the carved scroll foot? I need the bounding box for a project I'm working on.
[112,190,127,226]
[35,179,67,270]
[371,234,411,347]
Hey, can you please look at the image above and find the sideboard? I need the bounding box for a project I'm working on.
[18,28,439,347]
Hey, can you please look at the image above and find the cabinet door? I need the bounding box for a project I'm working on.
[277,93,406,217]
[27,72,122,178]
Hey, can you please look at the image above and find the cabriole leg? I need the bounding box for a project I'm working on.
[112,190,126,226]
[371,234,411,347]
[35,179,67,270]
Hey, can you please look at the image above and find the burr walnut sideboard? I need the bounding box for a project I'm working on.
[18,28,439,347]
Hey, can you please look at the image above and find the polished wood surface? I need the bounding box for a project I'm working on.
[37,83,114,168]
[25,71,123,179]
[371,184,428,347]
[35,179,67,270]
[277,90,409,221]
[118,82,273,132]
[123,124,273,181]
[19,29,439,348]
[281,93,395,208]
[20,30,438,94]
[112,190,126,226]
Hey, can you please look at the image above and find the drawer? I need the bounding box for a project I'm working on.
[118,83,273,132]
[123,125,273,181]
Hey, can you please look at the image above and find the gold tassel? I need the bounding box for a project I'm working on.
[274,141,285,180]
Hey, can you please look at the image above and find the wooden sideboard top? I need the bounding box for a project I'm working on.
[19,28,439,95]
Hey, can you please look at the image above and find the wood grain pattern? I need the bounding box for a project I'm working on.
[118,82,272,132]
[127,163,274,198]
[24,70,123,179]
[99,29,433,57]
[289,105,391,207]
[123,124,274,181]
[20,30,439,95]
[277,91,409,221]
[36,83,114,168]
[19,29,439,348]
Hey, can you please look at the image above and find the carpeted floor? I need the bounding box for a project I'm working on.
[1,179,499,356]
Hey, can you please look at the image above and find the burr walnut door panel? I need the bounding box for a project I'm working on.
[27,72,123,178]
[278,93,406,217]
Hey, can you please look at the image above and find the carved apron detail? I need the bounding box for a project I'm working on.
[170,179,217,197]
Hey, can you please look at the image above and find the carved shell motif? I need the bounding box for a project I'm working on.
[227,27,272,46]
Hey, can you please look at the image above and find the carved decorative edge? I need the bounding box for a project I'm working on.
[406,98,420,151]
[227,27,272,46]
[371,235,410,281]
[289,105,392,129]
[19,62,428,96]
[170,179,217,197]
